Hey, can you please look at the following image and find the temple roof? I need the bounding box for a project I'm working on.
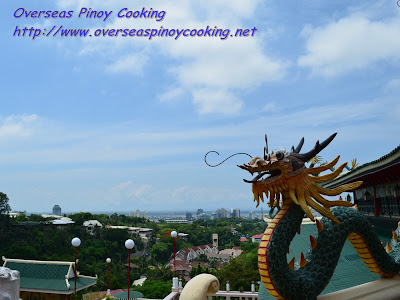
[322,145,400,188]
[2,257,97,294]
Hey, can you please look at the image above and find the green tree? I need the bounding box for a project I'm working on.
[16,213,28,222]
[216,256,259,291]
[150,242,171,264]
[0,192,10,214]
[133,280,172,299]
[28,214,45,222]
[0,193,11,230]
[146,266,173,281]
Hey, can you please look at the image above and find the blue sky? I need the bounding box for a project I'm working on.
[1,0,400,213]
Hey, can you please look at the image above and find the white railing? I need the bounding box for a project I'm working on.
[162,291,180,300]
[207,291,258,300]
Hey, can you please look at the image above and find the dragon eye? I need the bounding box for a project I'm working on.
[276,151,284,160]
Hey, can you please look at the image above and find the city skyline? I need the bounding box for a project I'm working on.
[2,1,400,212]
[20,206,262,217]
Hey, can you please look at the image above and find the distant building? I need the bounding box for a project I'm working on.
[50,218,75,229]
[130,210,146,218]
[165,219,189,224]
[251,234,263,243]
[212,233,218,247]
[185,211,192,221]
[197,208,204,215]
[215,208,228,218]
[52,205,61,216]
[83,220,103,235]
[239,236,249,243]
[248,211,255,219]
[8,211,26,218]
[105,225,153,241]
[178,232,189,241]
[230,208,240,218]
[174,244,218,263]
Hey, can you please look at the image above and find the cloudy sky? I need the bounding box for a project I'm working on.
[1,0,400,214]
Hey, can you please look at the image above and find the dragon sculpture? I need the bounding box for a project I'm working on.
[236,133,400,300]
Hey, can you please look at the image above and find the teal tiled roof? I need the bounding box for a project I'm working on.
[3,259,96,293]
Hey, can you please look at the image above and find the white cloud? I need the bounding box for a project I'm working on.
[193,88,243,115]
[106,53,149,75]
[298,15,400,76]
[158,88,185,103]
[0,114,39,139]
[54,0,285,114]
[262,102,278,112]
[384,78,400,94]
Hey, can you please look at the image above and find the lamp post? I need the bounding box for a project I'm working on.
[171,231,179,289]
[71,237,81,300]
[106,258,111,295]
[171,231,177,277]
[125,239,134,300]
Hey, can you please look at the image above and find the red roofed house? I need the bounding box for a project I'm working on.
[251,234,263,243]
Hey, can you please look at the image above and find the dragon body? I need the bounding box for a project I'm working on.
[238,133,400,299]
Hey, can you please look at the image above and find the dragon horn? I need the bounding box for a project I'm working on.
[291,133,337,162]
[292,137,304,153]
[264,134,269,160]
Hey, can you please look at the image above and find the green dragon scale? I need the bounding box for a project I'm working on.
[239,133,400,300]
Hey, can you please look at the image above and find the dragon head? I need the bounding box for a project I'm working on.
[239,133,363,224]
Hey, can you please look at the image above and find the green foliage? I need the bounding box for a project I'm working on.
[216,256,259,291]
[16,213,28,222]
[240,241,259,252]
[0,207,265,295]
[0,192,11,230]
[189,263,217,278]
[0,192,11,214]
[159,217,264,249]
[146,266,173,281]
[150,242,171,265]
[69,212,94,226]
[133,280,172,299]
[28,214,46,222]
[83,291,102,300]
[194,253,209,262]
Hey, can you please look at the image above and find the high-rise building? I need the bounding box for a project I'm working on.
[230,208,240,218]
[249,211,255,219]
[52,205,61,216]
[129,210,146,218]
[215,208,228,218]
[197,208,204,215]
[185,211,192,221]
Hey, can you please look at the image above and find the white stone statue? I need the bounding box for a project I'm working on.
[180,274,219,300]
[0,267,20,300]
